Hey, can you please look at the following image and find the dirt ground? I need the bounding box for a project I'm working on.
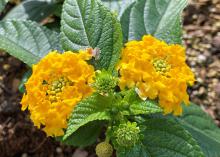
[0,0,220,157]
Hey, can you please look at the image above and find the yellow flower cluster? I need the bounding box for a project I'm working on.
[117,35,195,115]
[21,50,95,136]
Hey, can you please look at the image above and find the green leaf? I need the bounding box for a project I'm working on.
[129,99,162,115]
[64,93,112,140]
[123,89,162,115]
[58,121,104,147]
[61,0,123,71]
[18,70,32,93]
[101,0,135,17]
[117,144,148,157]
[0,20,61,66]
[0,0,8,12]
[178,103,220,157]
[4,0,60,22]
[117,116,205,157]
[122,0,187,44]
[120,2,136,43]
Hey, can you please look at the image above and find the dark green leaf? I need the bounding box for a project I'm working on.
[4,0,60,22]
[178,103,220,157]
[122,0,187,44]
[0,20,61,66]
[117,144,148,157]
[64,93,112,140]
[58,121,104,147]
[117,116,204,157]
[61,0,123,71]
[45,20,61,32]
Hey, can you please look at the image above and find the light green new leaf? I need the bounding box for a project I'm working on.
[61,0,123,71]
[123,89,162,115]
[0,20,61,66]
[4,0,60,22]
[0,0,8,12]
[129,99,162,115]
[117,116,204,157]
[64,93,112,140]
[58,121,104,147]
[178,103,220,157]
[121,0,187,44]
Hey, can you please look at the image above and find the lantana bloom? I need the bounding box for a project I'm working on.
[21,50,95,136]
[117,35,195,115]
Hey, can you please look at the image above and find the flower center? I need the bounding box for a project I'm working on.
[46,77,73,103]
[153,59,171,74]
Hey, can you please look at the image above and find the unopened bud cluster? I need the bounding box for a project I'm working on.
[114,122,140,147]
[93,71,118,94]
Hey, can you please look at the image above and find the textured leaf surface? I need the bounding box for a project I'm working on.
[101,0,135,17]
[4,0,59,22]
[178,103,220,157]
[117,144,148,157]
[0,20,60,66]
[121,0,187,44]
[0,0,8,12]
[120,2,135,43]
[61,0,123,71]
[117,116,204,157]
[59,121,104,147]
[64,94,112,139]
[123,89,162,115]
[129,99,162,115]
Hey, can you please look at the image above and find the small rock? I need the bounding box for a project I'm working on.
[208,92,216,98]
[190,61,196,66]
[197,77,204,84]
[3,64,10,70]
[56,147,62,154]
[197,54,207,63]
[198,87,206,95]
[207,70,217,78]
[72,149,88,157]
[212,35,220,49]
[21,153,28,157]
[214,83,220,96]
[192,90,199,96]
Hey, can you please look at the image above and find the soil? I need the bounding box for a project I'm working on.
[0,0,220,157]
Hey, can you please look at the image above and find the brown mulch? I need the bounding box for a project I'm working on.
[0,0,220,156]
[184,0,220,125]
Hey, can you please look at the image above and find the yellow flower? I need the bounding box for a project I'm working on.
[21,50,95,136]
[117,35,195,115]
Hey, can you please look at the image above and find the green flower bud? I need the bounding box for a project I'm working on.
[114,122,140,147]
[94,70,118,94]
[95,141,113,157]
